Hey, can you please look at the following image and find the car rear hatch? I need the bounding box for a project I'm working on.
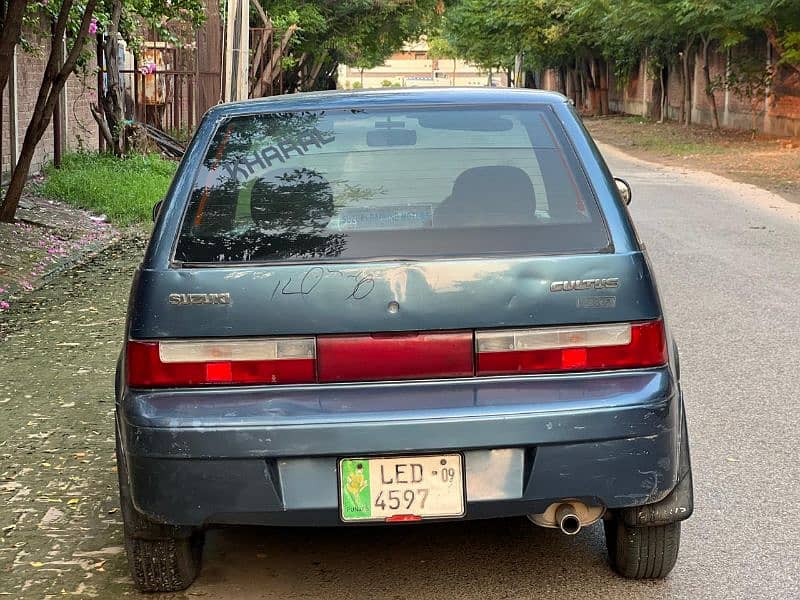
[127,251,664,387]
[127,104,665,387]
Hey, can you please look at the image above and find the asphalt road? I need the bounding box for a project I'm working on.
[1,144,799,599]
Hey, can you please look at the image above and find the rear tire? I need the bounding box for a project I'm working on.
[116,423,203,592]
[604,518,680,579]
[124,533,203,593]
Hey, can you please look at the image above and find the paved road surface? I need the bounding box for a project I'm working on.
[1,145,798,599]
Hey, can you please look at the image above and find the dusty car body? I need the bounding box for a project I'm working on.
[116,88,693,592]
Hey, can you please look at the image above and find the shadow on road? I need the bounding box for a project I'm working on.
[188,518,658,599]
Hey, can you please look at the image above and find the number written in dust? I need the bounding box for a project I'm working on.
[270,267,375,301]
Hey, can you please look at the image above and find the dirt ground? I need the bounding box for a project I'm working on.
[0,236,146,598]
[0,192,120,316]
[583,115,800,204]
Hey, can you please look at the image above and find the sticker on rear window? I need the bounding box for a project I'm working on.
[328,205,434,231]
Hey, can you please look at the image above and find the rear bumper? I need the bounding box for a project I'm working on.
[117,369,686,527]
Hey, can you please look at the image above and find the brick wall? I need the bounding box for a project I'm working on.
[541,34,800,137]
[1,22,99,182]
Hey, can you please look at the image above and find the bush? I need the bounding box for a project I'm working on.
[352,81,362,89]
[40,152,177,225]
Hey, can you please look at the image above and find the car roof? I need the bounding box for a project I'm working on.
[205,88,570,119]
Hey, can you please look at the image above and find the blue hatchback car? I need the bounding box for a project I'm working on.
[116,88,693,592]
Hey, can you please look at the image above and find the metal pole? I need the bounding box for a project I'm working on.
[223,0,249,101]
[133,54,140,122]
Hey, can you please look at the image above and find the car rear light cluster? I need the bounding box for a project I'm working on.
[126,338,316,387]
[317,331,473,383]
[126,321,666,387]
[475,321,666,375]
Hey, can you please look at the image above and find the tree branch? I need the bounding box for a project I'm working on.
[90,102,114,147]
[56,0,99,83]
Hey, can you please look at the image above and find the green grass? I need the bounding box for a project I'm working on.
[622,115,649,125]
[635,138,725,156]
[40,152,177,225]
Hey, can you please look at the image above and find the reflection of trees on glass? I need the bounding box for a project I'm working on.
[252,168,334,233]
[205,112,330,180]
[176,167,346,263]
[247,167,346,260]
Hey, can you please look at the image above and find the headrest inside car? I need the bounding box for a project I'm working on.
[434,166,537,227]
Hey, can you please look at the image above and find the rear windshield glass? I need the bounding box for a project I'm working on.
[174,106,609,263]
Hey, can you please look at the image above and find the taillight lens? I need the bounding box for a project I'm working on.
[475,320,666,376]
[126,338,316,387]
[317,331,473,383]
[126,321,666,387]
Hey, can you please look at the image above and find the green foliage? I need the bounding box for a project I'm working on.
[426,35,456,60]
[441,0,800,82]
[40,153,177,225]
[21,1,98,69]
[121,0,205,52]
[260,0,444,89]
[783,31,800,66]
[20,0,205,70]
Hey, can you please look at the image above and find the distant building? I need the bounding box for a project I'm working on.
[338,40,507,89]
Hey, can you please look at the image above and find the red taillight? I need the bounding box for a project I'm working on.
[475,320,667,376]
[126,321,666,387]
[126,338,316,387]
[317,331,474,383]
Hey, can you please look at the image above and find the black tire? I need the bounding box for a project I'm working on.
[604,518,681,579]
[124,533,203,593]
[116,423,203,592]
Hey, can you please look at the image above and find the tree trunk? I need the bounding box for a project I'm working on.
[0,0,27,96]
[582,58,598,115]
[303,51,328,91]
[98,0,125,154]
[251,23,296,96]
[764,25,800,79]
[659,66,667,123]
[597,57,609,115]
[682,38,694,127]
[557,66,567,96]
[570,65,580,108]
[0,0,98,222]
[701,35,720,130]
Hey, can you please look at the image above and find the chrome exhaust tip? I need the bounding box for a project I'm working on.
[555,503,582,535]
[527,499,604,533]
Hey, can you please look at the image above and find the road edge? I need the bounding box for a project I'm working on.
[596,141,800,224]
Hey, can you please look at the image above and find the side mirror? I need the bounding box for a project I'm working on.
[614,177,632,205]
[152,199,164,222]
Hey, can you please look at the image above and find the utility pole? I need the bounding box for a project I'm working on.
[223,0,249,101]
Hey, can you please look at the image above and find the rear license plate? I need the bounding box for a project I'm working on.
[339,454,465,522]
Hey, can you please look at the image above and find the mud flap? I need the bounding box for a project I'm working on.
[621,407,693,527]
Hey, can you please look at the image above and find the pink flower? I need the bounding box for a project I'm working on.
[88,18,98,35]
[0,301,9,311]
